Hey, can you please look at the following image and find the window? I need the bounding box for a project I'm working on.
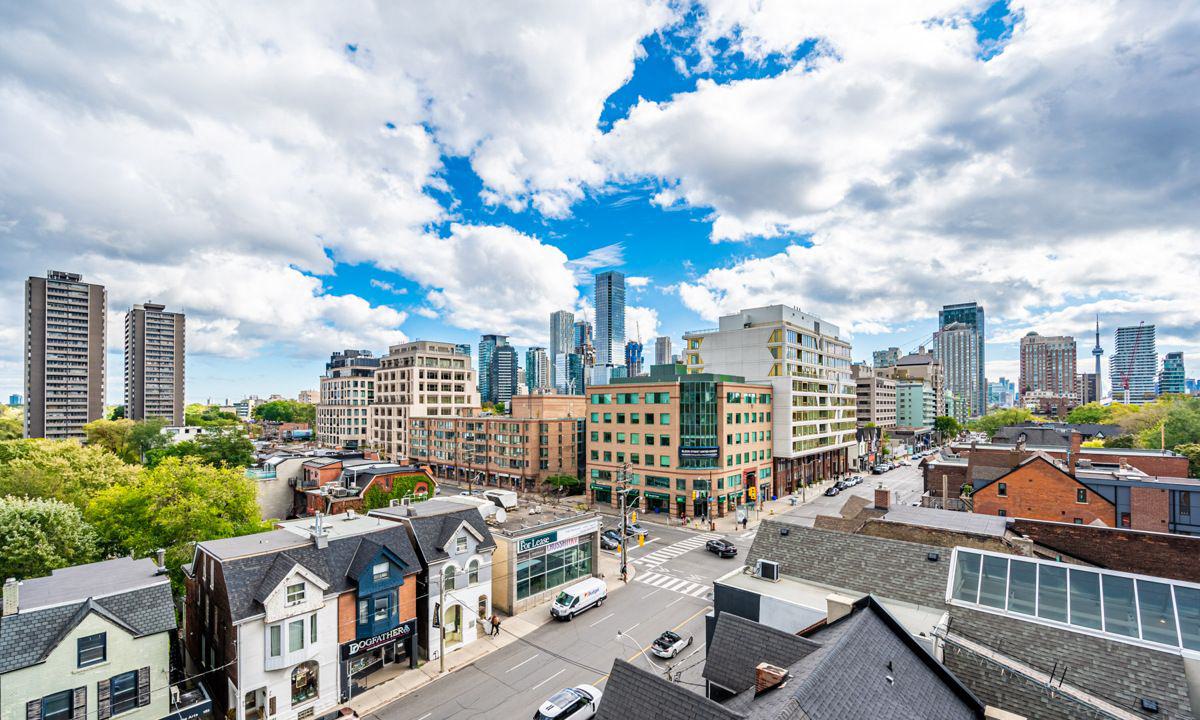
[291,661,319,706]
[109,671,139,716]
[468,559,480,584]
[373,595,390,621]
[996,482,1007,497]
[1076,488,1087,504]
[78,632,106,667]
[444,565,457,591]
[288,619,305,652]
[1068,570,1102,630]
[1006,560,1037,616]
[1182,493,1192,517]
[1037,564,1069,623]
[1138,580,1179,645]
[456,535,468,553]
[286,582,305,605]
[373,562,389,581]
[41,690,74,720]
[1101,575,1138,638]
[659,455,670,467]
[997,509,1007,517]
[270,625,282,656]
[310,614,318,644]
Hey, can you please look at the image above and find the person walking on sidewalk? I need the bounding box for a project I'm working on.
[741,516,748,531]
[489,614,501,637]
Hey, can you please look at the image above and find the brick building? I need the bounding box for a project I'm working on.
[971,454,1114,525]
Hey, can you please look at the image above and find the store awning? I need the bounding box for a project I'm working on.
[590,482,612,491]
[643,491,671,500]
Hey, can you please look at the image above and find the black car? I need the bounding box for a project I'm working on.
[835,479,851,490]
[824,486,840,496]
[600,529,621,550]
[705,538,737,558]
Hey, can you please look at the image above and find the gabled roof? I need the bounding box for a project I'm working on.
[207,524,421,623]
[402,509,496,565]
[252,554,331,605]
[597,659,741,720]
[703,612,821,694]
[0,582,176,674]
[973,454,1115,507]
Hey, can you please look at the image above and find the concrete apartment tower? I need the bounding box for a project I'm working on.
[24,271,107,439]
[683,305,856,494]
[370,341,479,462]
[317,349,378,449]
[1111,324,1157,404]
[654,335,672,366]
[124,303,185,425]
[594,271,625,366]
[1018,332,1077,400]
[935,302,986,418]
[549,310,574,388]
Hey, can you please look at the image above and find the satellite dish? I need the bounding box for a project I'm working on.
[493,508,507,524]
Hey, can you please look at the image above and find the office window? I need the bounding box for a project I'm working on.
[286,582,305,605]
[659,435,671,447]
[659,455,670,467]
[659,414,671,425]
[997,483,1007,497]
[1076,488,1087,504]
[77,632,106,667]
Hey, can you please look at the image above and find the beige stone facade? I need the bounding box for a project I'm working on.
[317,350,377,449]
[586,374,773,520]
[852,364,896,429]
[370,341,480,461]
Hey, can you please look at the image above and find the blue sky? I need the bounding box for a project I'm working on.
[1,0,1196,404]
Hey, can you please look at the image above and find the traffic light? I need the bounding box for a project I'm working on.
[638,534,645,547]
[631,511,637,524]
[748,486,757,500]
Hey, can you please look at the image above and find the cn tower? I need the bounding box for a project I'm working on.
[1092,314,1103,398]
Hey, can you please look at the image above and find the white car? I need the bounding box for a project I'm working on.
[650,630,694,659]
[534,685,602,720]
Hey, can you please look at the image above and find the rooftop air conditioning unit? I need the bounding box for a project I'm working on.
[756,559,780,582]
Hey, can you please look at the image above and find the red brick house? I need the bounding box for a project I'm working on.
[972,454,1113,525]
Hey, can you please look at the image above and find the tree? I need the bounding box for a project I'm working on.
[1103,434,1136,448]
[85,457,270,588]
[1174,443,1200,479]
[544,474,583,496]
[0,439,139,510]
[145,428,255,469]
[0,496,98,581]
[0,415,20,441]
[934,416,960,438]
[129,418,170,462]
[361,474,437,510]
[107,405,126,420]
[184,403,240,427]
[253,400,316,425]
[1065,403,1108,424]
[84,418,138,462]
[968,408,1034,437]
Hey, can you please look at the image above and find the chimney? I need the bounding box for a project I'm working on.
[874,486,893,511]
[155,548,167,574]
[826,593,856,623]
[1119,456,1130,471]
[1068,432,1082,473]
[754,663,788,694]
[3,578,18,616]
[311,512,329,549]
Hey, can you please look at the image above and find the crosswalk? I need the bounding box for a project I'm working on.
[630,532,723,568]
[635,570,712,598]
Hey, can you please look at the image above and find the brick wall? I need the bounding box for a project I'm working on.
[1129,487,1171,533]
[398,577,417,621]
[972,459,1113,526]
[923,463,969,497]
[1009,518,1200,582]
[337,592,356,643]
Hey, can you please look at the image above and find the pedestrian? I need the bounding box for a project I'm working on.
[741,516,748,530]
[490,614,501,637]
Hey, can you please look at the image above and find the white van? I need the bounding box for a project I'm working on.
[550,577,607,621]
[483,488,518,510]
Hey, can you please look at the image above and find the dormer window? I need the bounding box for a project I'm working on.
[456,535,468,553]
[286,582,306,605]
[373,562,389,581]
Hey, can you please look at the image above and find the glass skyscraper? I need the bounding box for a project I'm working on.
[1111,324,1157,404]
[549,310,573,388]
[594,271,625,367]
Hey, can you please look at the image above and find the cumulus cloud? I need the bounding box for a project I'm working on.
[626,305,661,342]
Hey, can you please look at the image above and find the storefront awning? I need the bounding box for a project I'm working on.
[643,491,671,500]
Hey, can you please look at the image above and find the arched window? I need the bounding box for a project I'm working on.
[290,661,318,706]
[478,594,488,620]
[443,565,456,592]
[468,559,480,585]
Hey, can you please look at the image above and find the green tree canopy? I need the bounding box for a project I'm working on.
[933,416,961,438]
[253,400,316,425]
[1175,443,1200,479]
[0,496,98,581]
[0,439,139,510]
[107,405,126,420]
[0,415,20,441]
[145,428,255,469]
[84,418,138,462]
[1065,403,1108,424]
[544,474,583,495]
[184,404,240,426]
[129,418,171,462]
[968,408,1035,437]
[85,456,270,587]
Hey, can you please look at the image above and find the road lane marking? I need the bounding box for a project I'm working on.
[641,588,661,599]
[588,612,615,627]
[507,653,540,672]
[622,622,640,635]
[415,714,431,720]
[593,605,712,687]
[665,595,686,608]
[530,668,566,691]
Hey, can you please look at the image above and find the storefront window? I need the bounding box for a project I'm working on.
[516,539,592,600]
[291,661,318,706]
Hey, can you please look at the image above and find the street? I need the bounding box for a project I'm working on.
[777,461,927,526]
[368,523,752,720]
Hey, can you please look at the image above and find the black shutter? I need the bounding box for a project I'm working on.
[137,667,151,707]
[97,678,111,720]
[72,688,87,720]
[25,699,41,720]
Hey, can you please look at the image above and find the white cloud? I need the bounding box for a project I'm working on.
[626,275,651,288]
[370,279,408,295]
[626,305,661,342]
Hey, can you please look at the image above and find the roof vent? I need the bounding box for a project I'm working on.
[756,559,780,582]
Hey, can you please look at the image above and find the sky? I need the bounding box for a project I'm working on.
[1,0,1198,404]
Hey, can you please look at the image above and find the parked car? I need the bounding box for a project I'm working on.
[871,465,888,475]
[650,630,694,659]
[600,529,621,550]
[705,538,738,558]
[835,479,851,490]
[824,486,841,496]
[534,685,602,720]
[622,522,648,538]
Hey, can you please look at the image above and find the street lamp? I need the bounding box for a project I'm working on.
[616,630,656,672]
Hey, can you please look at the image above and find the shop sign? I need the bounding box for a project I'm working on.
[518,531,557,553]
[544,536,580,553]
[679,446,719,459]
[341,620,415,659]
[517,519,600,553]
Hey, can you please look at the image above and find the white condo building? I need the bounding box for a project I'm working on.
[370,341,479,462]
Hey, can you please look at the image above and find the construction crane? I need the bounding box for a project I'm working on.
[1118,321,1146,405]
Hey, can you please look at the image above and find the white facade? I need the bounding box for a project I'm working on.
[1110,324,1158,404]
[682,305,856,461]
[424,522,494,661]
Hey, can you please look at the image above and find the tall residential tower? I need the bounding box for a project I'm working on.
[1111,324,1157,404]
[594,271,625,366]
[124,303,185,424]
[935,302,986,418]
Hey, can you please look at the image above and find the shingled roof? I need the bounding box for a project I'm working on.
[597,659,741,720]
[703,613,820,694]
[0,559,176,675]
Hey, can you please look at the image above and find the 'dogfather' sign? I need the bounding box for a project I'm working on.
[341,620,415,659]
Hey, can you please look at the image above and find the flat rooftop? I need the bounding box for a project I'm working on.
[489,504,600,537]
[200,528,312,560]
[277,512,401,539]
[881,505,1009,537]
[18,557,168,610]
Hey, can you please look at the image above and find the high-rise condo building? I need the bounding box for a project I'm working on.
[935,302,986,418]
[554,353,585,395]
[1019,332,1077,400]
[872,347,900,368]
[852,364,896,429]
[1111,324,1157,404]
[317,349,378,449]
[24,271,107,439]
[1160,352,1185,395]
[124,303,185,425]
[549,310,574,387]
[525,347,551,392]
[370,340,480,462]
[1076,373,1100,405]
[455,343,472,361]
[654,336,672,366]
[683,305,855,495]
[877,349,946,417]
[594,271,625,366]
[573,319,595,368]
[488,345,518,406]
[478,334,507,403]
[624,340,644,376]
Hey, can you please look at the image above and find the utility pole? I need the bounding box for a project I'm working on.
[438,570,446,673]
[618,461,631,582]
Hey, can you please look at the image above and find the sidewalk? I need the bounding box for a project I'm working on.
[348,548,634,716]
